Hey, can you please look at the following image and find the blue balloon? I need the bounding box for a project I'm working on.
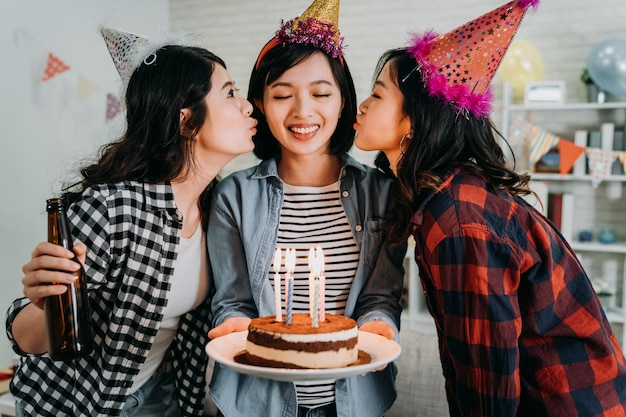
[587,38,626,98]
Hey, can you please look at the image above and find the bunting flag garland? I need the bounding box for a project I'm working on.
[106,93,123,121]
[528,125,561,169]
[509,117,626,186]
[42,52,70,81]
[585,148,619,188]
[15,27,123,122]
[557,139,586,175]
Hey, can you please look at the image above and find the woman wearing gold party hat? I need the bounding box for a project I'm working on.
[206,0,406,416]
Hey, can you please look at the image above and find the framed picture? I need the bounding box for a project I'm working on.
[524,81,566,105]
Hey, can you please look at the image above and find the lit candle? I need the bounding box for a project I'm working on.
[312,277,319,328]
[286,276,293,325]
[316,246,326,322]
[307,247,316,319]
[285,248,296,325]
[273,248,282,322]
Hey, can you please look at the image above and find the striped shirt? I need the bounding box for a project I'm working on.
[274,181,359,408]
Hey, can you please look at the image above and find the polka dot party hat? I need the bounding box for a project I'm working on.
[408,0,540,118]
[101,27,196,85]
[101,28,151,82]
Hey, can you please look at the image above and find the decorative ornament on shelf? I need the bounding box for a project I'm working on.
[581,68,608,103]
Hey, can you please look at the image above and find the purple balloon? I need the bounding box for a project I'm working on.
[587,38,626,98]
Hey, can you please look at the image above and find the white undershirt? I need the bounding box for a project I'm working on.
[131,224,209,392]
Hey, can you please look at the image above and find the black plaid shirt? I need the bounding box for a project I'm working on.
[6,181,211,416]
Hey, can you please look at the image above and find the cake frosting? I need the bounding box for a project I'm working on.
[245,313,359,369]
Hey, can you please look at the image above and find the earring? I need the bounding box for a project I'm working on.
[399,133,411,155]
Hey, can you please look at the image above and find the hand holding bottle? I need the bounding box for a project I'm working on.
[21,240,86,310]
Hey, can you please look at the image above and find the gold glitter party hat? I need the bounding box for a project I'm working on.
[255,0,344,68]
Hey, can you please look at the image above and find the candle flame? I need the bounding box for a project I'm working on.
[286,248,296,273]
[273,247,282,273]
[315,245,324,275]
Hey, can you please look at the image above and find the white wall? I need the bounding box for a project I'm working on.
[0,0,169,365]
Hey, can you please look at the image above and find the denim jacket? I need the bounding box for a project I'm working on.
[207,154,407,417]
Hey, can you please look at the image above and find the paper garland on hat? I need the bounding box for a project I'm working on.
[15,28,122,123]
[510,115,624,187]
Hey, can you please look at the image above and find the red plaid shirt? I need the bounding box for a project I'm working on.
[410,170,626,417]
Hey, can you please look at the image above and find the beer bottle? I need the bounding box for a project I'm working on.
[44,198,93,360]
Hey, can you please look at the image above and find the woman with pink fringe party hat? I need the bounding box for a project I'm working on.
[355,0,626,415]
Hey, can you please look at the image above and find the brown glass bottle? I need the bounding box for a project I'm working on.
[44,198,93,361]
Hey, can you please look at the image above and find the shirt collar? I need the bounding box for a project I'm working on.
[142,181,177,212]
[410,172,456,226]
[250,153,368,180]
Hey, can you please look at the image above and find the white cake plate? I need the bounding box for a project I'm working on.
[206,330,401,382]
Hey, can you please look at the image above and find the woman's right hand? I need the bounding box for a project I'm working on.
[21,241,87,310]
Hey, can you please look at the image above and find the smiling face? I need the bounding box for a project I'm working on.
[191,65,256,168]
[354,61,411,173]
[257,52,343,160]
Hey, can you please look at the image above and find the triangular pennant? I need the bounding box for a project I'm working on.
[42,52,70,82]
[106,93,122,121]
[558,138,586,175]
[508,115,534,146]
[76,75,101,103]
[529,125,561,169]
[585,148,619,188]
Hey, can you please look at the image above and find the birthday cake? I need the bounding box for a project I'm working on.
[244,313,359,369]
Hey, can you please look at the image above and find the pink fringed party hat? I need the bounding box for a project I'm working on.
[408,0,540,117]
[255,0,344,69]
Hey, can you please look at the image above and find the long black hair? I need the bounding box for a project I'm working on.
[248,43,357,160]
[373,48,533,242]
[64,45,226,227]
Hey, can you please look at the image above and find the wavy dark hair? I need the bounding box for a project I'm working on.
[63,45,226,228]
[372,48,533,243]
[248,42,357,160]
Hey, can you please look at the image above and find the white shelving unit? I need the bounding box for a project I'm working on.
[501,83,626,347]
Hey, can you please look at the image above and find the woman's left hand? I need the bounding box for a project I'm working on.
[359,320,396,373]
